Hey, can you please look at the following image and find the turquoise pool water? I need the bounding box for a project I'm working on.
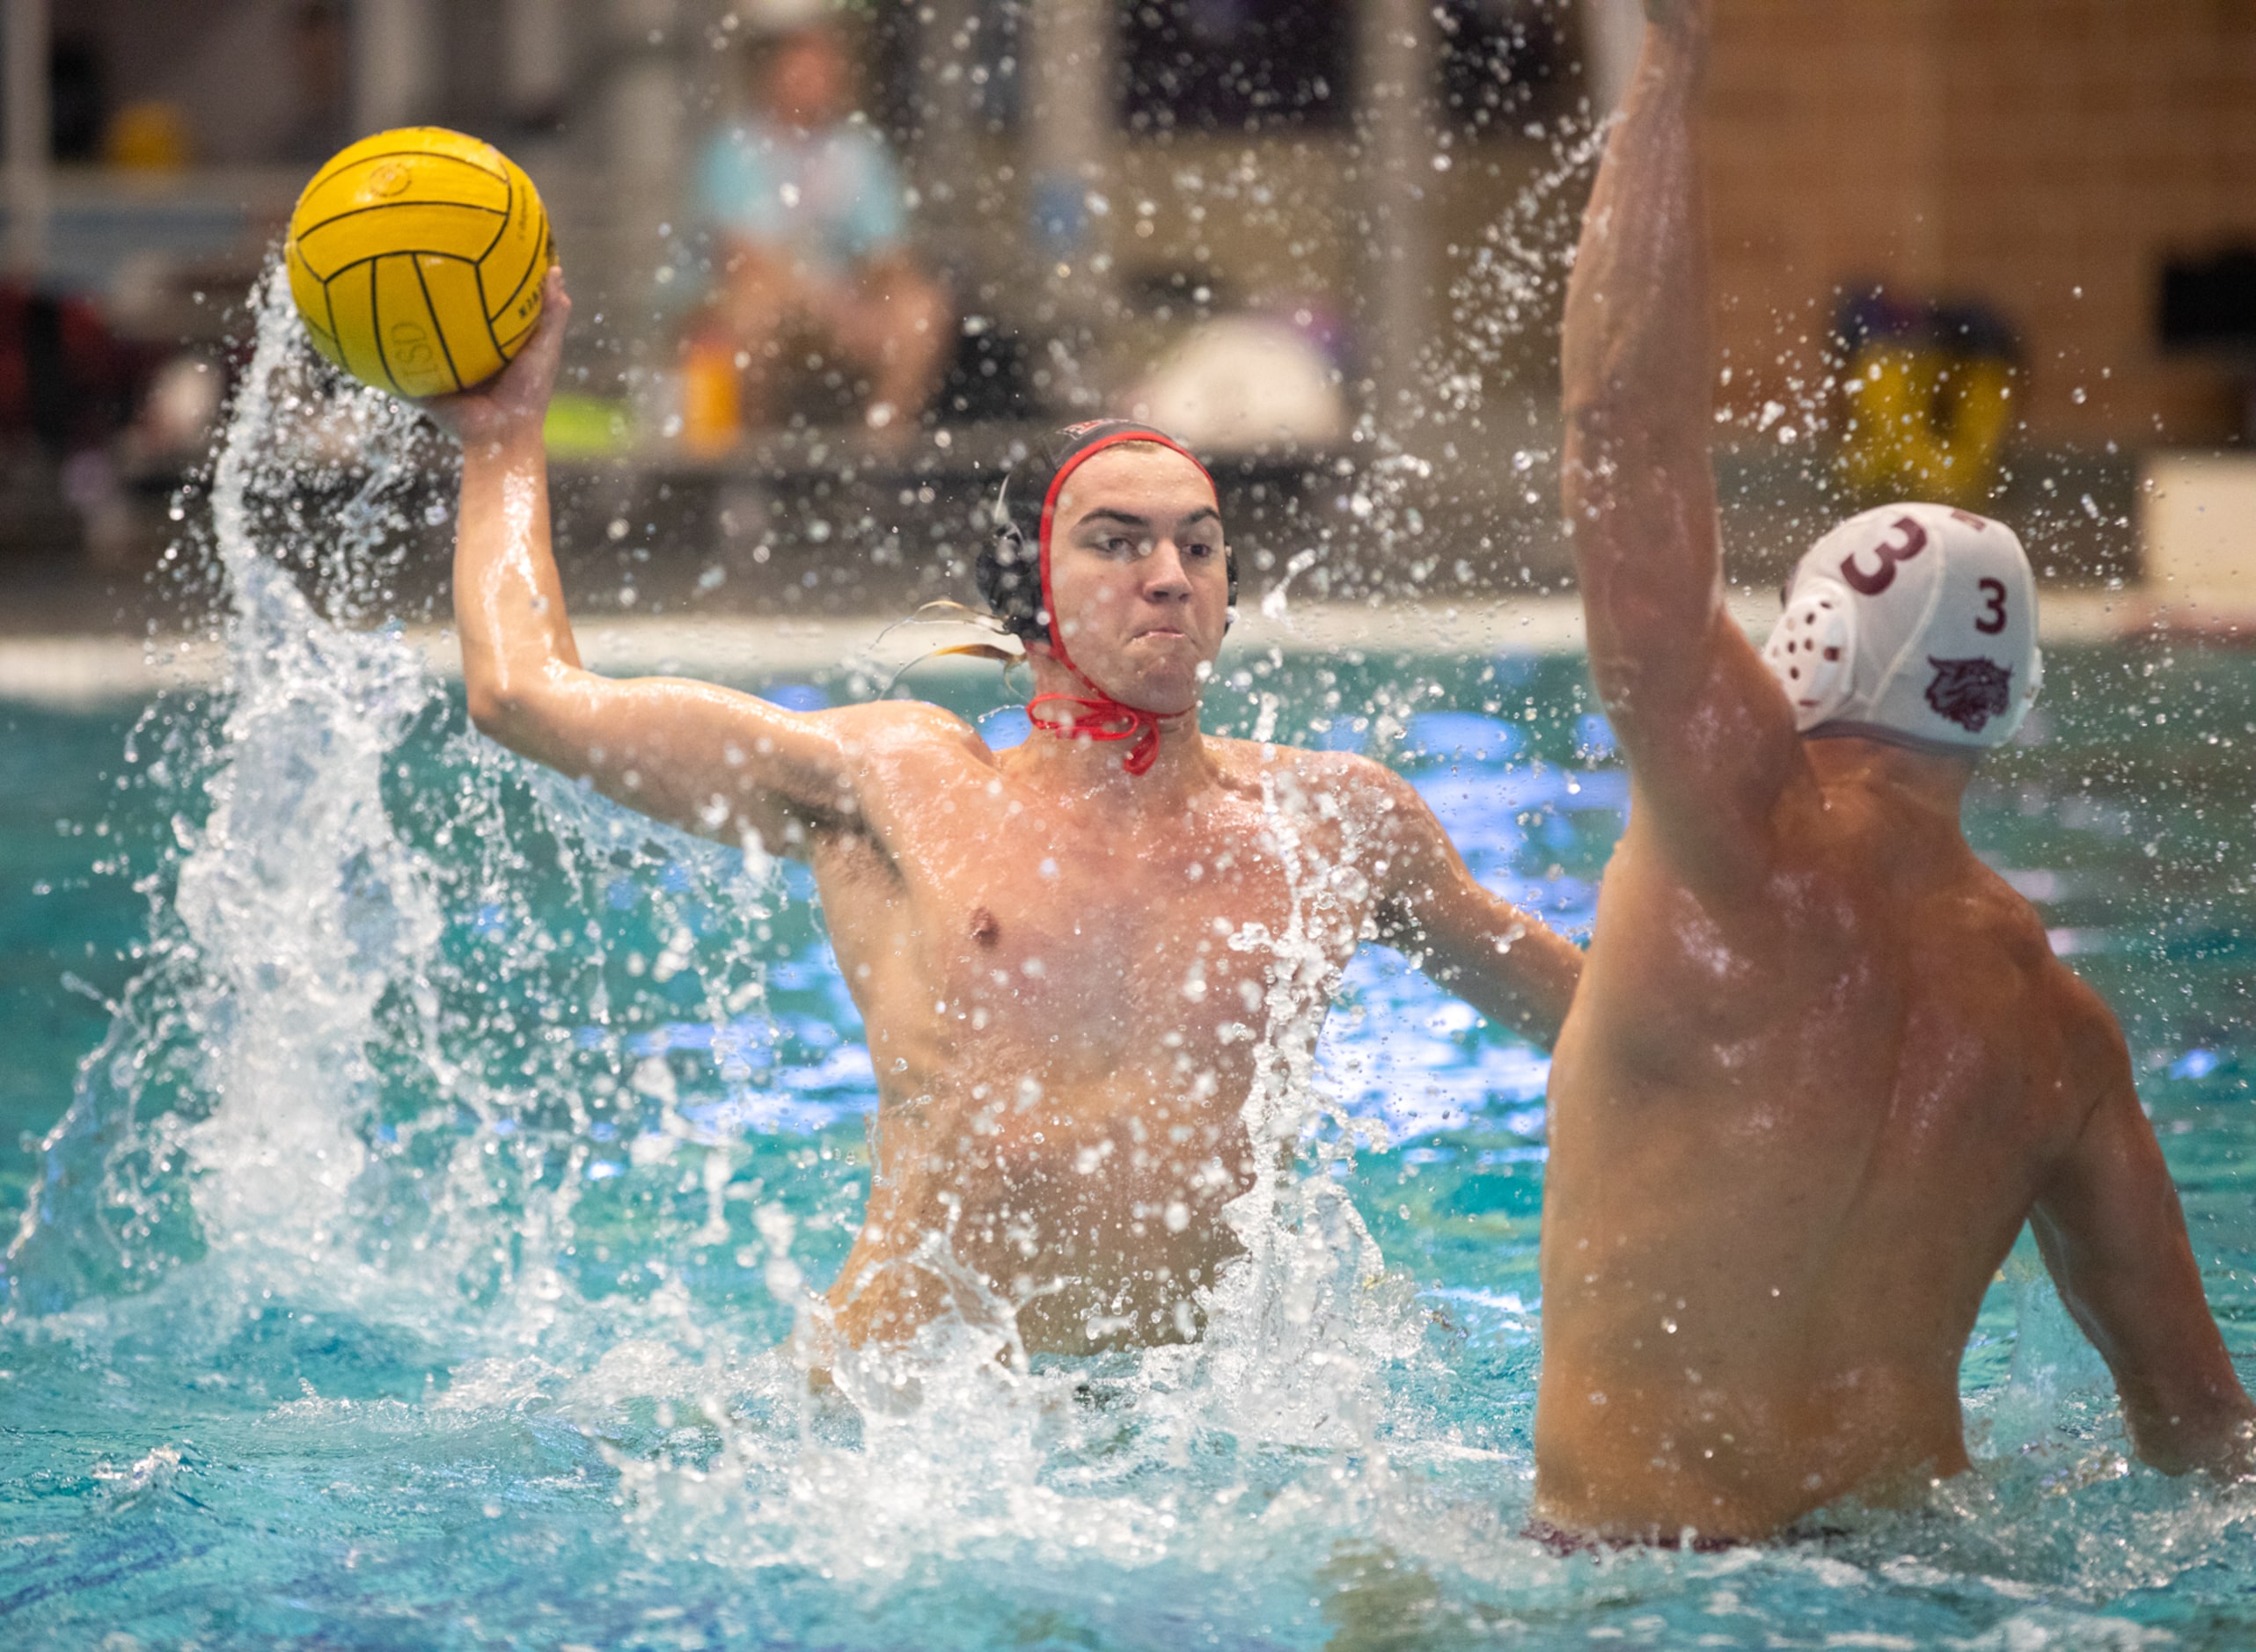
[4,275,2255,1648]
[3,626,2253,1650]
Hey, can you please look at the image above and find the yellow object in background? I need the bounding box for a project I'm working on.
[284,128,553,399]
[103,102,194,172]
[1837,343,2015,510]
[679,334,743,457]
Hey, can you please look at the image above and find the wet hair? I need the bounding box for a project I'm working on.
[975,420,1235,646]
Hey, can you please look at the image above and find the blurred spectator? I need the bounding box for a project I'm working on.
[692,13,949,442]
[1833,292,2018,511]
[0,289,136,463]
[277,1,354,168]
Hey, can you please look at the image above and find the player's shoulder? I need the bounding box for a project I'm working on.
[1959,862,2128,1063]
[815,698,989,764]
[1952,852,2043,931]
[1208,737,1437,834]
[2035,940,2132,1068]
[1209,736,1407,798]
[1917,859,2073,1006]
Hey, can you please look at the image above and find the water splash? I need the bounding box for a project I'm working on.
[2,269,783,1342]
[4,270,454,1314]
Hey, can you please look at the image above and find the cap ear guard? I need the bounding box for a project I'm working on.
[1762,575,1859,731]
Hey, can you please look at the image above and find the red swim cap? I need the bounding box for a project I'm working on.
[987,420,1219,776]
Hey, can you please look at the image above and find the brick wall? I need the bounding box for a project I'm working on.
[1707,0,2256,444]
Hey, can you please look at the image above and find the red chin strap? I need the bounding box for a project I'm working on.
[1022,690,1178,776]
[1023,428,1213,777]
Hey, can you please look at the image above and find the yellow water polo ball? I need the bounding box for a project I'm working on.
[284,127,554,398]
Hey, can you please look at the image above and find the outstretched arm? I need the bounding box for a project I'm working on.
[1561,0,1805,893]
[1363,767,1583,1049]
[429,268,963,859]
[2031,1012,2254,1477]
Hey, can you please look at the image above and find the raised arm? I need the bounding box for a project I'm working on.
[2030,1011,2254,1477]
[1560,0,1805,891]
[1359,765,1584,1049]
[428,268,963,859]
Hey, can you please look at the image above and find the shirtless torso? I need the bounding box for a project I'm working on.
[798,716,1422,1351]
[429,292,1582,1356]
[1537,0,2252,1541]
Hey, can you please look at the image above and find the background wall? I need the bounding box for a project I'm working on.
[60,0,310,166]
[1707,0,2256,447]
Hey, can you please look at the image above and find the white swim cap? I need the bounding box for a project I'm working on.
[1761,502,2041,752]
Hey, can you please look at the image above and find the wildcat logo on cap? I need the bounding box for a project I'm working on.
[1924,656,2014,734]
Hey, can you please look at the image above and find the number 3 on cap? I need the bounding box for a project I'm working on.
[1840,515,1929,596]
[1974,578,2007,634]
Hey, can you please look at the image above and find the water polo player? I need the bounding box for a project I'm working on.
[1534,0,2251,1546]
[429,271,1583,1356]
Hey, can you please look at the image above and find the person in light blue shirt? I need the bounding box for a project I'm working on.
[697,111,905,275]
[693,19,949,442]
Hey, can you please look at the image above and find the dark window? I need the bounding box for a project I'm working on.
[868,2,1027,143]
[1436,0,1576,136]
[1120,0,1352,135]
[52,35,109,161]
[2160,248,2256,355]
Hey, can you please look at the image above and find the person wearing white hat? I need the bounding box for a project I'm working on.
[1530,0,2252,1548]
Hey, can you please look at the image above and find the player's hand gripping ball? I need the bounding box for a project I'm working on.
[285,127,554,398]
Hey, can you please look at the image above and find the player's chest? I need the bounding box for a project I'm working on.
[903,801,1364,1017]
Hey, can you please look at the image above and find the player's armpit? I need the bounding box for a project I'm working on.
[2031,1043,2256,1477]
[1608,611,1812,894]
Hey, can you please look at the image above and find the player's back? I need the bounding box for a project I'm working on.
[1533,774,2101,1540]
[1542,0,2250,1544]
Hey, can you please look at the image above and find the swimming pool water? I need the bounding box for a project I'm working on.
[2,625,2253,1650]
